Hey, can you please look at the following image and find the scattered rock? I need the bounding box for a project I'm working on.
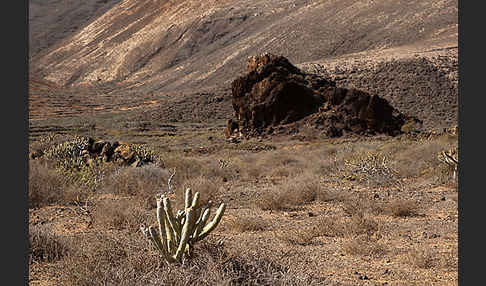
[224,118,240,138]
[101,142,114,161]
[30,149,44,159]
[359,274,370,280]
[90,140,105,153]
[32,136,155,168]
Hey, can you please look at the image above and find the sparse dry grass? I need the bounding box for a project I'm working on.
[342,195,420,218]
[276,227,319,246]
[29,225,70,263]
[386,199,420,217]
[161,155,205,184]
[341,195,385,217]
[407,248,438,269]
[29,159,89,207]
[59,232,311,285]
[225,215,270,233]
[316,216,349,237]
[29,159,66,208]
[315,188,346,202]
[179,176,220,208]
[102,164,170,197]
[256,172,324,211]
[28,129,458,285]
[325,214,379,238]
[342,235,387,258]
[93,199,150,231]
[384,137,457,181]
[255,190,285,211]
[278,214,380,246]
[346,214,380,237]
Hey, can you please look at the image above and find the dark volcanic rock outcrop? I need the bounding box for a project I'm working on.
[228,54,416,138]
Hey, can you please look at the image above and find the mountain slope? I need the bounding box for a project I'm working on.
[29,0,122,58]
[31,0,457,93]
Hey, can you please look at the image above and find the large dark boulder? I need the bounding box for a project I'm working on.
[231,54,333,134]
[228,54,415,137]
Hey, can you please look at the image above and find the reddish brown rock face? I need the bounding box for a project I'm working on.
[229,54,415,137]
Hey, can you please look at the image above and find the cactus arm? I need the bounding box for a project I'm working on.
[148,226,176,264]
[164,214,175,253]
[156,197,175,253]
[155,198,169,251]
[148,226,164,252]
[175,210,184,224]
[194,203,226,242]
[184,188,192,210]
[174,207,197,262]
[191,207,210,243]
[162,197,181,241]
[191,192,200,208]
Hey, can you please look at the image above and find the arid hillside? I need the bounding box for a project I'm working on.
[29,0,458,131]
[30,0,457,91]
[29,0,122,59]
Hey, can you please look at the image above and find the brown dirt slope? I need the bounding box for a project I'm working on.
[30,0,457,91]
[29,0,122,59]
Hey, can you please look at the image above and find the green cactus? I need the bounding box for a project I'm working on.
[141,188,226,264]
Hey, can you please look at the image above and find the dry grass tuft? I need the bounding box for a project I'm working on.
[277,213,380,246]
[342,235,387,258]
[225,215,270,233]
[256,172,323,211]
[274,225,323,246]
[346,214,380,237]
[315,189,346,202]
[310,214,380,239]
[342,196,420,218]
[93,199,150,231]
[29,159,89,207]
[316,216,349,237]
[60,233,132,286]
[162,155,204,184]
[276,227,319,246]
[255,190,286,211]
[407,249,437,269]
[180,176,220,207]
[386,199,420,217]
[341,195,385,217]
[29,225,69,263]
[102,165,170,197]
[29,159,66,208]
